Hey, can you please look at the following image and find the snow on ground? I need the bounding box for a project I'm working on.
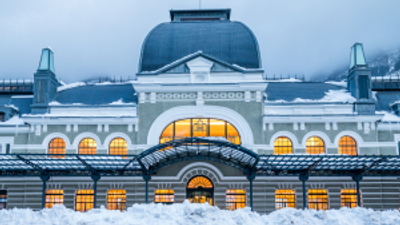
[1,201,400,225]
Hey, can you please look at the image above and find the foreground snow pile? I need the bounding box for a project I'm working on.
[1,201,400,225]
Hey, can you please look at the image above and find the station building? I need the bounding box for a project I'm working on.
[1,9,400,213]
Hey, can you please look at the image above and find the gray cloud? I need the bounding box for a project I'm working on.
[0,0,399,82]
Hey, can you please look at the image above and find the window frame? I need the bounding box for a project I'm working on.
[273,137,294,155]
[340,189,361,208]
[107,189,126,211]
[109,137,128,157]
[45,189,64,208]
[308,189,329,210]
[155,189,174,204]
[338,136,358,155]
[75,190,94,212]
[226,189,246,211]
[48,138,66,158]
[78,138,97,155]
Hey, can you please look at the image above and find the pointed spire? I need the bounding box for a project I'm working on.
[38,47,55,74]
[350,43,367,70]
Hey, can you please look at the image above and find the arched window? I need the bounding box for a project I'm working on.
[226,189,246,211]
[79,138,97,155]
[48,138,66,158]
[341,189,361,208]
[45,190,63,208]
[187,176,213,188]
[160,118,241,145]
[155,189,174,204]
[308,189,328,210]
[275,189,296,209]
[306,136,325,154]
[339,136,357,155]
[107,190,126,211]
[274,137,293,155]
[75,190,94,212]
[109,138,127,157]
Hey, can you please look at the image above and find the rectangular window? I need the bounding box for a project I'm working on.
[308,189,328,210]
[45,190,64,208]
[275,189,296,209]
[107,190,126,211]
[0,190,7,210]
[341,189,361,208]
[358,75,369,99]
[75,190,94,212]
[226,189,246,211]
[155,189,174,204]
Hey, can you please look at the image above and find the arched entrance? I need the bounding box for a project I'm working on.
[186,176,214,205]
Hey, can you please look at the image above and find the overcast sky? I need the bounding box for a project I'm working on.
[1,0,400,83]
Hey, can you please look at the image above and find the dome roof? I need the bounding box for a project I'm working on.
[139,10,261,73]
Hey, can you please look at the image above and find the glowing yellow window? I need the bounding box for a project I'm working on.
[174,119,191,140]
[187,176,213,188]
[275,189,296,209]
[341,189,361,208]
[107,190,126,211]
[75,190,94,212]
[306,137,325,154]
[227,123,240,145]
[45,190,64,208]
[0,190,7,210]
[49,138,66,158]
[209,119,225,137]
[308,189,328,210]
[160,123,174,144]
[339,136,357,155]
[226,189,246,211]
[155,189,174,204]
[274,137,293,155]
[79,138,97,155]
[109,138,127,157]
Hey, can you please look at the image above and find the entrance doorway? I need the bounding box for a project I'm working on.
[186,176,214,205]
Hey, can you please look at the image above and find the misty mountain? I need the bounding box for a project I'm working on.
[326,48,400,81]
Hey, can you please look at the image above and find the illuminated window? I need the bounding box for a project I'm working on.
[75,190,94,212]
[226,189,246,211]
[109,138,127,157]
[155,189,174,204]
[341,189,361,208]
[308,189,328,210]
[274,137,293,155]
[306,136,325,154]
[275,189,296,209]
[187,176,213,188]
[107,190,126,211]
[339,136,357,155]
[49,138,66,158]
[79,138,97,155]
[0,190,7,210]
[45,190,64,208]
[160,118,241,145]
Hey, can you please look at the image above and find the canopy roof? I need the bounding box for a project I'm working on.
[1,138,400,177]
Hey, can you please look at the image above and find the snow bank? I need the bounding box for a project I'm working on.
[1,201,400,225]
[376,111,400,122]
[57,82,86,92]
[266,90,356,104]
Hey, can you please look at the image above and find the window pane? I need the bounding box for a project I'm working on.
[107,190,126,211]
[109,138,127,157]
[192,119,208,137]
[306,136,325,154]
[79,138,97,155]
[49,138,66,158]
[275,189,295,209]
[274,137,293,155]
[75,190,94,212]
[226,189,246,211]
[227,123,240,145]
[341,189,361,208]
[160,123,174,144]
[187,176,213,189]
[339,136,357,155]
[209,119,225,137]
[174,119,191,139]
[155,189,174,204]
[45,190,64,208]
[308,189,328,210]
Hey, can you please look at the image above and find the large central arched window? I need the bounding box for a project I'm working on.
[160,118,241,145]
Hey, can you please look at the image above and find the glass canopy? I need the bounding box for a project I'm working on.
[350,43,367,69]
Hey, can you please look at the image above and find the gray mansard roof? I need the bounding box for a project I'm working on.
[139,21,261,72]
[0,95,32,115]
[53,84,137,106]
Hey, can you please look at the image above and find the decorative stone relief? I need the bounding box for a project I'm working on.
[228,183,244,189]
[364,122,370,134]
[157,183,173,189]
[277,183,294,190]
[66,124,71,132]
[268,123,274,131]
[343,183,356,189]
[332,122,338,130]
[325,122,331,130]
[73,124,78,132]
[310,183,325,189]
[110,183,124,189]
[78,183,93,189]
[47,182,62,190]
[293,123,299,130]
[181,168,219,185]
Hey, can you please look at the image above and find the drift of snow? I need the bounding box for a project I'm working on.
[109,98,136,106]
[0,115,24,125]
[266,89,356,103]
[57,82,86,92]
[267,78,303,82]
[376,111,400,122]
[1,201,400,225]
[325,80,347,88]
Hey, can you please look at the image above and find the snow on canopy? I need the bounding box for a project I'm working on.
[1,201,399,225]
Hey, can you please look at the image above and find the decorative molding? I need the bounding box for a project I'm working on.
[47,182,62,190]
[78,183,93,190]
[302,131,333,148]
[156,183,173,190]
[103,132,133,153]
[325,122,331,130]
[42,133,73,150]
[177,162,224,183]
[310,183,326,189]
[181,168,219,185]
[109,183,124,189]
[228,183,244,189]
[277,183,294,190]
[269,131,300,148]
[343,183,356,189]
[72,132,103,151]
[332,122,338,130]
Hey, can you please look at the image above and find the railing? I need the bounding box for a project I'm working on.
[371,74,400,90]
[0,79,33,93]
[264,74,305,82]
